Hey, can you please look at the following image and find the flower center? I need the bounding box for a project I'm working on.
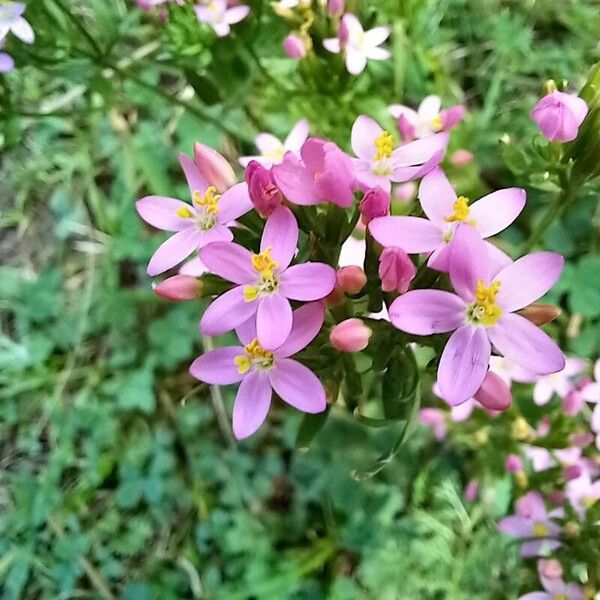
[264,145,285,162]
[243,247,280,302]
[176,186,221,231]
[581,496,597,509]
[532,522,549,537]
[466,280,502,327]
[234,339,275,373]
[554,595,567,600]
[431,115,443,131]
[444,196,476,225]
[374,131,393,160]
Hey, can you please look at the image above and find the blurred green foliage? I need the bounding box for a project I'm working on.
[1,0,599,597]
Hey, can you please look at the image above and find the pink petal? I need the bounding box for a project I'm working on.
[272,153,320,206]
[364,47,390,61]
[494,252,564,312]
[225,5,250,24]
[213,22,231,37]
[199,241,254,284]
[389,290,466,334]
[448,224,491,301]
[179,255,206,277]
[351,115,383,160]
[469,188,526,238]
[276,302,325,358]
[147,228,202,276]
[255,133,282,156]
[256,294,293,350]
[260,206,298,270]
[189,347,245,384]
[217,182,253,223]
[200,286,258,335]
[392,133,449,167]
[279,263,336,301]
[388,104,418,122]
[437,325,491,406]
[197,224,234,248]
[488,313,565,375]
[179,153,208,196]
[534,379,555,405]
[136,195,193,231]
[345,49,367,75]
[232,371,272,440]
[520,539,561,558]
[418,95,442,121]
[368,216,442,252]
[418,167,456,225]
[323,37,341,54]
[473,371,512,411]
[516,491,548,520]
[11,17,34,44]
[583,382,600,403]
[269,358,327,413]
[235,315,257,345]
[486,241,513,275]
[363,26,390,47]
[498,516,533,537]
[518,593,551,600]
[284,119,310,153]
[427,243,452,271]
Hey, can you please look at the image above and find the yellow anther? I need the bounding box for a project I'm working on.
[467,280,502,326]
[193,186,221,215]
[251,248,278,276]
[532,522,549,538]
[233,339,275,373]
[374,131,394,160]
[582,496,597,509]
[176,206,193,218]
[445,196,475,224]
[431,115,443,131]
[234,355,251,374]
[243,285,259,302]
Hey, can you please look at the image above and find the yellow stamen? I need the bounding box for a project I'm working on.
[374,131,393,160]
[431,115,443,131]
[532,522,549,537]
[444,196,476,225]
[582,496,597,509]
[193,186,221,215]
[176,206,193,218]
[467,280,502,327]
[234,355,250,374]
[251,248,279,277]
[243,285,259,302]
[234,339,274,373]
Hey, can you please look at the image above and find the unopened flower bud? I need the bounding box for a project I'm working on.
[329,318,372,352]
[563,521,580,538]
[336,266,367,294]
[360,187,390,224]
[193,142,236,193]
[283,34,307,60]
[531,91,588,142]
[505,454,524,473]
[327,0,344,16]
[450,149,473,167]
[378,247,416,293]
[464,479,479,502]
[474,371,512,412]
[519,303,561,326]
[153,275,201,301]
[245,160,283,217]
[564,463,583,481]
[325,287,345,306]
[548,490,566,505]
[538,559,563,581]
[394,181,417,203]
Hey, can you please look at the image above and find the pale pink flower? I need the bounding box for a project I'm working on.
[389,225,565,406]
[566,469,600,518]
[136,153,252,275]
[199,207,335,349]
[190,303,327,439]
[323,13,390,75]
[518,560,584,600]
[239,119,309,167]
[531,91,588,143]
[195,0,250,37]
[351,115,448,193]
[370,167,525,271]
[283,34,307,60]
[533,357,586,405]
[388,95,465,141]
[0,3,34,44]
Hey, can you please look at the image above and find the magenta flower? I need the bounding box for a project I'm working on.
[498,492,562,557]
[272,138,355,207]
[190,302,327,439]
[531,91,588,143]
[389,225,565,406]
[136,153,252,276]
[239,119,309,167]
[0,3,34,44]
[194,0,250,37]
[351,116,448,193]
[533,357,586,405]
[323,13,390,75]
[388,95,465,141]
[369,167,525,271]
[359,186,390,224]
[199,206,336,349]
[245,161,283,218]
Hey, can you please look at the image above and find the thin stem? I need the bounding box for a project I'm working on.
[53,0,104,58]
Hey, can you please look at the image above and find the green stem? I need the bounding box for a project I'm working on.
[53,0,104,58]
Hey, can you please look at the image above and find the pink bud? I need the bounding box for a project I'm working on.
[530,91,588,142]
[548,490,566,505]
[283,34,307,60]
[464,479,479,502]
[336,266,367,294]
[245,160,283,217]
[359,186,390,224]
[563,463,583,481]
[327,0,344,16]
[419,408,446,441]
[339,14,350,45]
[473,371,512,412]
[450,149,473,167]
[193,142,236,193]
[505,454,524,473]
[378,247,416,293]
[153,275,201,301]
[329,318,372,352]
[397,114,416,141]
[538,558,563,581]
[562,389,584,416]
[394,181,416,203]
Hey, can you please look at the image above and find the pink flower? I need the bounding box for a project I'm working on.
[388,225,565,406]
[190,303,327,439]
[153,274,200,301]
[388,95,465,141]
[505,454,524,473]
[518,561,584,600]
[418,408,447,441]
[323,13,390,75]
[329,318,372,352]
[359,186,390,224]
[464,479,479,502]
[369,167,525,271]
[199,207,336,349]
[531,91,588,142]
[498,492,562,557]
[194,0,250,37]
[283,34,307,60]
[0,2,34,44]
[378,247,416,293]
[566,470,600,518]
[351,116,449,193]
[582,359,600,403]
[136,153,252,276]
[193,142,236,193]
[245,161,283,217]
[239,119,309,167]
[272,138,355,207]
[533,357,586,405]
